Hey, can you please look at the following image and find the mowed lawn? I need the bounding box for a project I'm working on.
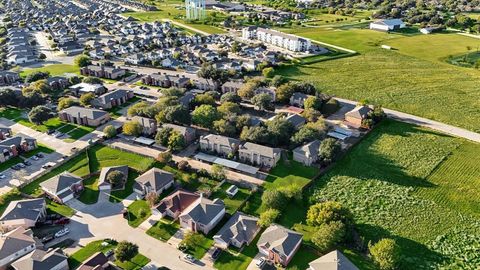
[276,28,480,132]
[308,120,480,269]
[19,64,79,77]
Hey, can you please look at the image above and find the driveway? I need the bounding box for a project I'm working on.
[33,31,76,65]
[63,198,213,270]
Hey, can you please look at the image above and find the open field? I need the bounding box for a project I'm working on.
[275,28,480,132]
[78,176,99,204]
[308,120,480,269]
[19,64,79,77]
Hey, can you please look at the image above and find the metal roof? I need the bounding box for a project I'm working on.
[194,152,259,175]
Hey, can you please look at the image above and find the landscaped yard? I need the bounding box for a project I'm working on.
[213,233,261,270]
[89,144,154,173]
[67,239,117,269]
[78,176,100,204]
[185,233,214,260]
[115,253,151,270]
[126,200,151,227]
[46,198,75,217]
[19,64,79,77]
[0,107,23,120]
[211,183,251,215]
[146,218,180,241]
[307,119,480,269]
[109,171,141,203]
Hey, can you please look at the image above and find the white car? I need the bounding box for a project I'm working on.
[54,228,70,238]
[183,254,195,263]
[31,156,39,161]
[255,257,267,268]
[0,174,5,179]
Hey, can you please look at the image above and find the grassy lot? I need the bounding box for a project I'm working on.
[78,176,99,204]
[89,144,155,172]
[211,183,250,215]
[66,126,95,140]
[67,239,117,269]
[0,189,22,215]
[154,163,202,191]
[308,119,480,269]
[146,218,180,241]
[16,117,65,133]
[46,199,75,217]
[287,245,320,270]
[276,28,480,132]
[109,171,140,203]
[264,158,319,191]
[126,200,152,227]
[185,233,214,260]
[213,233,261,270]
[0,107,23,120]
[20,64,79,77]
[115,253,151,270]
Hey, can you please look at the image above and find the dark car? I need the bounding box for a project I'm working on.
[46,214,62,220]
[11,165,20,170]
[47,129,55,135]
[36,153,44,158]
[23,160,31,166]
[54,217,70,225]
[210,247,221,260]
[41,234,54,243]
[104,249,114,257]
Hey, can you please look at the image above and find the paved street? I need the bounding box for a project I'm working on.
[61,195,213,270]
[335,98,480,143]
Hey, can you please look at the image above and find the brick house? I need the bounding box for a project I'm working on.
[58,106,110,127]
[80,65,126,80]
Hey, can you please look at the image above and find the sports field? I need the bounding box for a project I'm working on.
[275,28,480,132]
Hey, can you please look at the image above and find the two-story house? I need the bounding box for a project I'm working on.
[238,142,281,168]
[199,134,240,157]
[179,196,225,235]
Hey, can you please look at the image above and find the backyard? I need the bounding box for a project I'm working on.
[211,182,251,215]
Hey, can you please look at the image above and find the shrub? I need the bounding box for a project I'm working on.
[311,221,346,253]
[157,151,172,164]
[258,208,280,227]
[261,189,287,210]
[369,238,400,270]
[115,241,138,262]
[103,125,117,139]
[307,201,353,227]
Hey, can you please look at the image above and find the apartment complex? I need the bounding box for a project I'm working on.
[242,26,311,52]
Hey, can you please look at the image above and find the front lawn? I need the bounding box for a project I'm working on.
[286,245,320,270]
[126,200,151,227]
[68,239,117,269]
[0,107,23,120]
[211,183,251,215]
[46,199,75,217]
[89,144,155,173]
[115,253,151,270]
[67,126,95,140]
[109,171,140,203]
[146,219,180,241]
[78,176,99,204]
[16,117,65,133]
[214,234,261,270]
[183,233,214,260]
[20,64,79,77]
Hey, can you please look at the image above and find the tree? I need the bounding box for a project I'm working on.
[167,130,185,151]
[79,93,95,106]
[26,80,51,95]
[251,93,273,111]
[82,76,103,84]
[0,88,19,106]
[57,97,76,111]
[192,104,219,128]
[270,75,285,87]
[218,101,241,117]
[74,54,91,67]
[318,138,342,164]
[28,106,51,125]
[193,93,216,106]
[261,189,287,210]
[181,232,205,251]
[107,171,125,186]
[307,201,352,227]
[156,127,173,146]
[213,119,236,136]
[240,126,272,145]
[157,151,172,164]
[304,96,322,111]
[369,238,400,270]
[311,221,346,253]
[20,91,44,108]
[115,241,138,262]
[122,121,143,137]
[238,78,262,100]
[103,125,117,138]
[258,209,280,227]
[275,83,295,103]
[291,121,326,145]
[25,71,49,83]
[220,92,241,103]
[293,82,317,95]
[211,164,226,180]
[262,67,274,78]
[266,118,294,145]
[146,192,159,207]
[322,98,339,115]
[157,105,191,125]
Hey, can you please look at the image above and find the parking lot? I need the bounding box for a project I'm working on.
[0,151,64,195]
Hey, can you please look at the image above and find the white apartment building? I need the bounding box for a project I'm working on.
[242,26,311,52]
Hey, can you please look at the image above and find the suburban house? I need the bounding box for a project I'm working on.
[308,250,359,270]
[133,168,174,198]
[0,134,37,163]
[179,196,225,235]
[77,252,110,270]
[80,65,126,80]
[69,83,107,96]
[153,189,200,219]
[40,172,84,204]
[0,125,11,140]
[213,212,260,249]
[132,116,157,136]
[98,165,129,191]
[11,248,69,270]
[369,19,405,32]
[242,26,311,52]
[344,105,372,128]
[142,73,191,88]
[285,113,306,129]
[293,140,320,166]
[59,106,110,127]
[93,89,134,109]
[289,92,312,108]
[257,224,303,267]
[238,142,281,168]
[221,81,242,94]
[0,71,20,86]
[162,123,196,144]
[254,86,276,102]
[0,198,46,232]
[46,77,70,90]
[199,134,241,157]
[0,227,37,270]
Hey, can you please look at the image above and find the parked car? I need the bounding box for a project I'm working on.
[42,164,52,169]
[31,155,39,161]
[55,132,64,138]
[23,160,31,166]
[183,254,195,263]
[54,228,70,238]
[41,234,54,243]
[11,165,19,170]
[0,173,5,179]
[36,153,44,158]
[210,247,221,260]
[54,217,70,225]
[18,163,26,168]
[47,129,55,135]
[255,257,267,268]
[104,249,114,257]
[47,214,62,220]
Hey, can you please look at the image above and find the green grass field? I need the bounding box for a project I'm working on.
[126,200,151,227]
[211,183,250,215]
[68,239,117,269]
[19,64,79,77]
[146,218,180,241]
[78,176,100,204]
[115,253,151,270]
[308,120,480,269]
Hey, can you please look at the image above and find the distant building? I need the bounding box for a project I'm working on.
[186,0,206,20]
[69,83,107,96]
[369,19,405,32]
[142,73,190,89]
[293,140,320,166]
[199,134,240,157]
[132,116,157,136]
[59,106,110,127]
[242,26,311,52]
[93,89,134,109]
[344,105,372,128]
[0,198,46,232]
[80,65,126,80]
[0,134,37,163]
[238,142,281,168]
[0,71,20,86]
[161,124,196,144]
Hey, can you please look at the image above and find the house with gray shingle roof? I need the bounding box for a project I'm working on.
[213,212,260,249]
[238,142,281,168]
[199,134,240,157]
[0,133,37,163]
[98,165,129,191]
[308,250,359,270]
[0,227,37,269]
[257,224,303,266]
[11,248,69,270]
[40,172,84,204]
[93,89,134,109]
[132,116,157,136]
[133,168,174,198]
[344,106,372,128]
[179,196,225,235]
[289,92,312,108]
[0,198,46,232]
[293,140,320,166]
[0,124,11,140]
[285,113,306,129]
[59,106,110,127]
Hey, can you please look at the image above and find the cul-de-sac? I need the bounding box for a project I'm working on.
[0,0,479,269]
